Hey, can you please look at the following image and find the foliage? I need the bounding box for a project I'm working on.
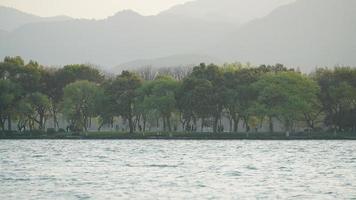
[253,71,320,132]
[314,67,356,131]
[0,80,21,130]
[1,56,356,134]
[62,80,103,131]
[137,76,180,131]
[16,92,51,131]
[106,71,142,133]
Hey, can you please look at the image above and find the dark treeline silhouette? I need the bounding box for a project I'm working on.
[1,56,356,134]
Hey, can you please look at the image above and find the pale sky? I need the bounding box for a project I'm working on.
[0,0,192,19]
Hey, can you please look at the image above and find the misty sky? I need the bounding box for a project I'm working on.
[0,0,192,19]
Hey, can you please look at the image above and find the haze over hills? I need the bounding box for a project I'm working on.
[0,0,355,72]
[114,54,221,73]
[218,0,356,70]
[0,6,72,31]
[0,8,228,69]
[160,0,295,24]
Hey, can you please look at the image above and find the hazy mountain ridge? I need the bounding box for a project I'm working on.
[159,0,295,24]
[0,0,355,71]
[0,8,228,67]
[217,0,356,70]
[115,54,221,73]
[0,6,72,31]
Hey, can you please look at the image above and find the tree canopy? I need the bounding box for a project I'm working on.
[1,56,356,134]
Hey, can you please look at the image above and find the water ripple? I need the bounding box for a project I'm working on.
[0,140,356,199]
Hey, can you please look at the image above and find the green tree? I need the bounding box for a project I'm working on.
[254,72,319,132]
[24,92,51,130]
[314,67,356,132]
[177,64,225,133]
[223,68,263,132]
[45,64,103,129]
[107,71,142,133]
[96,80,117,131]
[137,76,179,131]
[62,80,103,132]
[0,80,21,131]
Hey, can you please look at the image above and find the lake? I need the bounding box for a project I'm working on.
[0,140,355,199]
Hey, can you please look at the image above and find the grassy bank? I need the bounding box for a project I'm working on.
[1,131,356,140]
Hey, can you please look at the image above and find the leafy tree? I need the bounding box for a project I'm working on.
[56,64,104,99]
[176,63,227,133]
[39,68,62,129]
[96,80,117,131]
[177,77,213,132]
[314,67,356,131]
[135,81,154,132]
[24,92,51,130]
[57,64,104,84]
[137,76,179,131]
[0,57,46,131]
[223,68,263,132]
[43,64,103,129]
[254,72,320,132]
[0,80,21,130]
[62,80,103,132]
[0,57,42,93]
[106,71,142,133]
[190,63,225,133]
[3,56,25,66]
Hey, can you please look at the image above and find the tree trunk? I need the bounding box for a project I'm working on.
[98,122,104,131]
[229,118,233,133]
[246,124,250,132]
[163,118,166,131]
[243,117,250,132]
[84,116,88,132]
[89,117,92,129]
[39,113,45,130]
[143,118,146,132]
[0,116,5,131]
[7,114,11,131]
[192,117,197,132]
[269,116,274,133]
[233,116,239,133]
[213,116,219,133]
[128,117,134,134]
[167,117,171,132]
[52,104,59,130]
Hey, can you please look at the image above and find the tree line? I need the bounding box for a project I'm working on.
[1,56,356,134]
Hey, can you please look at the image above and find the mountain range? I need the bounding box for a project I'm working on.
[0,0,355,72]
[160,0,295,24]
[218,0,356,69]
[0,6,71,31]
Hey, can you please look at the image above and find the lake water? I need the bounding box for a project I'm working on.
[0,140,355,199]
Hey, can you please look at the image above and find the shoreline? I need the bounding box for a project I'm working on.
[1,132,356,140]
